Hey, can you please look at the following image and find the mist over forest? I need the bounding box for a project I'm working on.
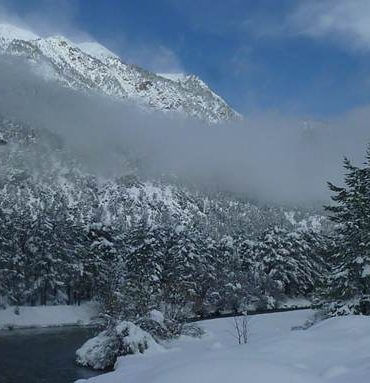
[0,55,368,204]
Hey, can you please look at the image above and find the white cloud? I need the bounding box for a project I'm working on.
[0,0,92,41]
[288,0,370,51]
[123,44,184,74]
[103,34,184,74]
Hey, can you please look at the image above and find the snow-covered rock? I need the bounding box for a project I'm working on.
[76,321,163,370]
[149,309,165,324]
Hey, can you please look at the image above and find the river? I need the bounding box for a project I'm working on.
[0,326,105,383]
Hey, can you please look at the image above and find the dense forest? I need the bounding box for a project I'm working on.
[0,116,328,320]
[1,112,370,334]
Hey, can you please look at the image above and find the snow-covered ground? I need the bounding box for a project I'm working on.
[76,310,370,383]
[0,302,98,330]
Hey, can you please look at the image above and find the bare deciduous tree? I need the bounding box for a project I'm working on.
[231,311,248,344]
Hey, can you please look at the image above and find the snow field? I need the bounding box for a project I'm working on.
[0,302,98,330]
[76,310,370,383]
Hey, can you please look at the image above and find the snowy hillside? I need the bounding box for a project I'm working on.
[0,23,240,123]
[75,310,370,383]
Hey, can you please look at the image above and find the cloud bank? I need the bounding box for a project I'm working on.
[0,55,369,206]
[288,0,370,52]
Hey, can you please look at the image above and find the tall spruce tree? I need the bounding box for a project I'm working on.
[322,147,370,315]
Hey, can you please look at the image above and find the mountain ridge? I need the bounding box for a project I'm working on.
[0,22,240,123]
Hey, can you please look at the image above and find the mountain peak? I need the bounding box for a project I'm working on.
[0,23,39,47]
[77,41,119,61]
[157,73,187,82]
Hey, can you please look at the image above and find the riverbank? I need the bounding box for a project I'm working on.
[0,302,99,330]
[76,310,370,383]
[0,298,310,330]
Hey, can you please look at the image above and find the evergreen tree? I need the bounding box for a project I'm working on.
[321,147,370,315]
[120,217,163,319]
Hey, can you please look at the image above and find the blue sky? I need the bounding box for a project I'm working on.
[2,0,370,118]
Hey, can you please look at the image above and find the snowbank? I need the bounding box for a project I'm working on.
[0,302,98,330]
[76,320,163,370]
[75,310,370,383]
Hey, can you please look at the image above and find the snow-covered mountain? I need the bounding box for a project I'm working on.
[0,23,240,123]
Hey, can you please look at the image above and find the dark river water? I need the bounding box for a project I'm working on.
[0,326,105,383]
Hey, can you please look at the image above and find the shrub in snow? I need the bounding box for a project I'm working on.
[76,320,161,370]
[136,309,202,340]
[231,313,248,344]
[136,310,170,340]
[320,296,370,317]
[181,322,205,338]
